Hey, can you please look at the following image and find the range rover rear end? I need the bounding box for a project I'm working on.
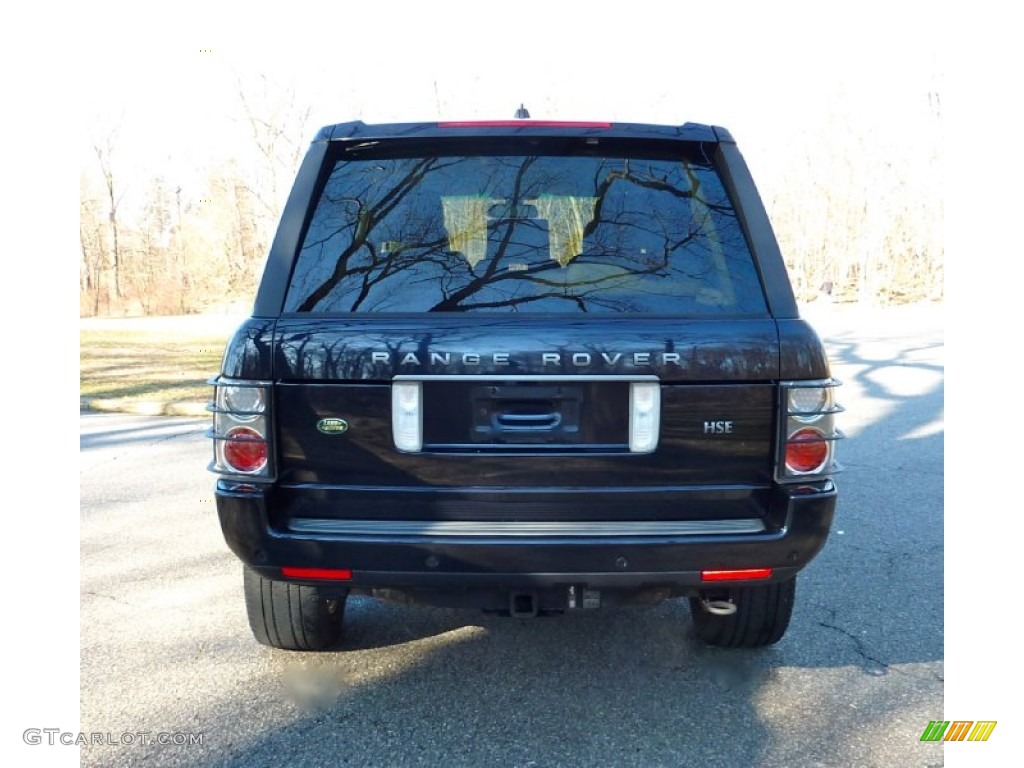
[209,117,842,650]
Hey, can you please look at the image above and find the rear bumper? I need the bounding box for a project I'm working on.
[216,482,836,591]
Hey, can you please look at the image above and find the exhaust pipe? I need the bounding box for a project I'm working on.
[698,597,737,616]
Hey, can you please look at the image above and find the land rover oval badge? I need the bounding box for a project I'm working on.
[317,418,349,435]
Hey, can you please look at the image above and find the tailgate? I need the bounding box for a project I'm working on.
[273,316,778,494]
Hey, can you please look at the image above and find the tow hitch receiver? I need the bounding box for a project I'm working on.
[510,591,539,618]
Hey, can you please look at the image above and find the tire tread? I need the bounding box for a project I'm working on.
[689,577,796,648]
[243,567,346,651]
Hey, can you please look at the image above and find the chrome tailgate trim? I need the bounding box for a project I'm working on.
[287,518,766,537]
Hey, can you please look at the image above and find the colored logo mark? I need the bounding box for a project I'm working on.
[316,418,349,435]
[920,721,997,742]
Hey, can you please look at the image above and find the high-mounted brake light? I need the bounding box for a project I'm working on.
[437,121,612,129]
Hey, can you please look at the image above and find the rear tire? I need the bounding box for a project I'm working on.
[689,577,796,648]
[243,567,347,651]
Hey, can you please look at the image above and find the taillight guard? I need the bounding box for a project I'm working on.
[777,379,844,482]
[207,377,275,480]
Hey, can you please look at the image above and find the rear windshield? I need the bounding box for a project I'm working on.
[284,140,767,314]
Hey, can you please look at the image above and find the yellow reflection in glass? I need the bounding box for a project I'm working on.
[529,196,598,266]
[441,196,493,268]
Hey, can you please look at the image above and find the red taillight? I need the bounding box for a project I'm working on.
[437,120,612,128]
[223,427,268,473]
[701,568,773,582]
[281,567,353,581]
[785,428,828,474]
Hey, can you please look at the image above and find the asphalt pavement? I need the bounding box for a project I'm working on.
[77,304,946,767]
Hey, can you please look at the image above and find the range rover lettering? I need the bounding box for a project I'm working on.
[209,115,842,651]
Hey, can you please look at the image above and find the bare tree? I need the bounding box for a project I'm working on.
[78,74,942,317]
[134,176,180,314]
[93,125,126,301]
[79,173,107,315]
[237,74,312,217]
[767,87,944,305]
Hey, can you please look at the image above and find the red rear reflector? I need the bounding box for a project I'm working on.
[280,567,353,581]
[437,120,612,128]
[701,568,773,582]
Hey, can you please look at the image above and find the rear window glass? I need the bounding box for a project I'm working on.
[284,141,766,314]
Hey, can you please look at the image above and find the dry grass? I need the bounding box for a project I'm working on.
[80,319,237,406]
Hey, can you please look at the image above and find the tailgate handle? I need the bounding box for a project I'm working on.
[495,412,561,430]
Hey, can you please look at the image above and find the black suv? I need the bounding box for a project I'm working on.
[209,117,842,651]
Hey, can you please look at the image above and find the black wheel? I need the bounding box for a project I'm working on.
[689,577,796,648]
[243,567,347,651]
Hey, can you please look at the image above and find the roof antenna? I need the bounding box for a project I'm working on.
[514,103,530,119]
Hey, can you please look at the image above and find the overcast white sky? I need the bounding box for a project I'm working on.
[79,1,942,199]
